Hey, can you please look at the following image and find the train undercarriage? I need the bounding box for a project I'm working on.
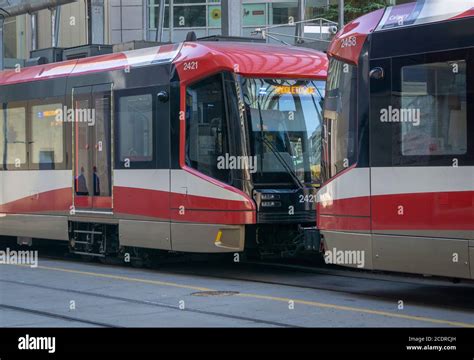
[65,221,322,264]
[3,217,322,268]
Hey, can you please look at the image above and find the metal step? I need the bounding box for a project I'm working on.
[73,230,103,235]
[71,251,106,258]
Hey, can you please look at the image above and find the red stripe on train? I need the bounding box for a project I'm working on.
[371,191,473,231]
[0,188,71,214]
[450,8,474,20]
[318,215,371,231]
[114,187,255,224]
[0,187,256,225]
[318,191,474,231]
[318,195,370,217]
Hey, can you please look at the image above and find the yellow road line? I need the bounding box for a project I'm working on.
[10,264,474,328]
[27,265,213,292]
[236,293,474,328]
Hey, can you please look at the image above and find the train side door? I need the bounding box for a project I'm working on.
[113,86,172,251]
[369,52,472,278]
[72,84,113,213]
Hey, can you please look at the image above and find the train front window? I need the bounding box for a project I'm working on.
[242,78,325,187]
[322,59,357,181]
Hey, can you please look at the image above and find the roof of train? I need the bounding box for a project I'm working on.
[0,41,327,87]
[328,0,474,64]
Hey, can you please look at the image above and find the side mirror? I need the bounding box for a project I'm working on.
[369,67,385,80]
[157,91,169,103]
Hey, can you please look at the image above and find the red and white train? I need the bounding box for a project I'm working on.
[318,0,474,279]
[0,39,327,260]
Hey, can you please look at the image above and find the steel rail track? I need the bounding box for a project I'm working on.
[0,279,298,328]
[0,304,120,328]
[4,246,474,313]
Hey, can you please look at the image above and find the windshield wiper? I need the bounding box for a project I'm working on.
[256,101,304,190]
[261,136,305,190]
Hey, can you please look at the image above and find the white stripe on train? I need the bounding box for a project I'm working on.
[317,166,474,203]
[0,169,249,206]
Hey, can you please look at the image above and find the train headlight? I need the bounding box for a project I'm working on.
[261,201,282,208]
[261,194,280,201]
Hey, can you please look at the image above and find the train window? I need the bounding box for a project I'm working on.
[31,102,64,169]
[0,105,27,170]
[117,93,154,168]
[322,59,358,181]
[185,74,231,184]
[242,77,325,186]
[399,60,467,156]
[93,94,112,196]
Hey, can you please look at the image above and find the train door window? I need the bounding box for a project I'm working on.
[30,101,65,170]
[116,91,154,169]
[399,60,467,156]
[185,74,230,184]
[0,104,27,170]
[76,97,92,196]
[93,92,112,196]
[322,59,358,181]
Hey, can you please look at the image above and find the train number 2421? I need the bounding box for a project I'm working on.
[183,61,199,71]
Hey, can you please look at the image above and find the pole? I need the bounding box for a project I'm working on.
[31,12,37,51]
[338,0,344,29]
[90,0,104,44]
[51,5,61,47]
[221,0,242,37]
[155,0,165,42]
[0,15,4,70]
[296,0,306,44]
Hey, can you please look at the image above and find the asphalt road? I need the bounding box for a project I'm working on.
[1,257,474,328]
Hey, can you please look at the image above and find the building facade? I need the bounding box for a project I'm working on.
[3,0,411,67]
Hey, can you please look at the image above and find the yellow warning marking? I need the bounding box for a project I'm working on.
[215,230,223,245]
[7,263,474,328]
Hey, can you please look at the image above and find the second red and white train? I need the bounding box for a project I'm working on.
[318,0,474,279]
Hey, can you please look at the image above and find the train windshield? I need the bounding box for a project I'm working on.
[321,59,358,182]
[242,78,325,187]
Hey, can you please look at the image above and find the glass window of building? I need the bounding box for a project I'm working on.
[3,15,27,66]
[271,1,298,25]
[173,2,207,28]
[146,0,337,43]
[148,0,221,30]
[4,18,17,60]
[243,3,267,26]
[149,0,171,29]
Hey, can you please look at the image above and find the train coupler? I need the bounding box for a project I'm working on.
[299,226,321,252]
